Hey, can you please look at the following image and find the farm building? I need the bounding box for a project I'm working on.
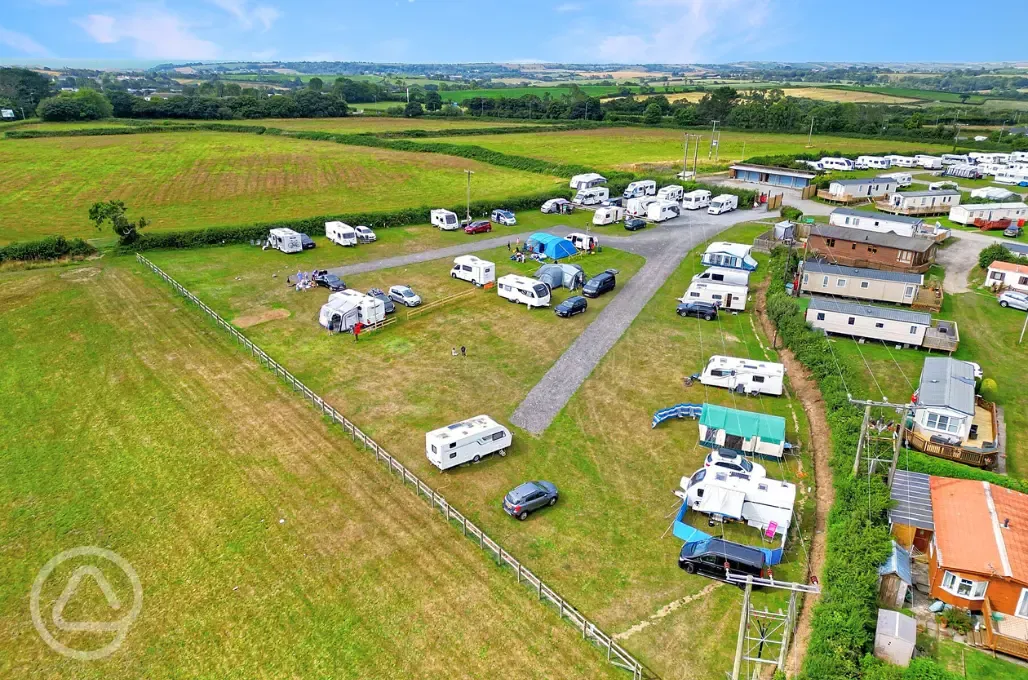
[805,298,959,351]
[874,610,916,667]
[828,208,924,238]
[799,261,923,305]
[728,163,816,189]
[877,189,961,217]
[987,260,1028,293]
[888,470,934,557]
[701,242,758,271]
[807,224,937,273]
[697,403,787,459]
[949,202,1028,228]
[818,177,898,203]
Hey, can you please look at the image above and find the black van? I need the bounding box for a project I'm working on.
[678,538,767,584]
[582,270,616,298]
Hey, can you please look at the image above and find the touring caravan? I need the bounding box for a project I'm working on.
[626,196,659,217]
[573,186,609,206]
[707,194,739,215]
[681,280,748,311]
[497,275,551,308]
[941,154,971,166]
[623,180,657,199]
[565,232,598,251]
[266,228,304,254]
[657,184,685,202]
[593,206,625,225]
[450,255,496,286]
[681,189,712,210]
[569,173,607,190]
[325,221,358,246]
[886,155,917,168]
[692,267,750,287]
[802,160,824,171]
[426,415,512,471]
[680,467,796,537]
[855,156,891,170]
[1012,152,1028,164]
[700,355,785,396]
[647,200,681,223]
[914,155,943,170]
[329,289,385,323]
[431,209,460,231]
[995,168,1028,186]
[319,290,385,332]
[821,157,855,171]
[880,172,913,187]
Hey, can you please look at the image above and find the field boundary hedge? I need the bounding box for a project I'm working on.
[0,235,97,263]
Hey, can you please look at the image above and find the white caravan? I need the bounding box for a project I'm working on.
[431,209,460,231]
[266,228,304,254]
[821,157,854,171]
[623,180,657,199]
[593,206,625,225]
[680,467,796,538]
[329,289,385,323]
[699,355,786,397]
[450,255,496,286]
[692,266,750,287]
[914,155,943,170]
[681,189,712,210]
[648,200,681,223]
[319,290,385,332]
[975,152,1011,165]
[325,221,358,246]
[1011,151,1028,164]
[855,156,891,170]
[565,232,598,251]
[802,160,824,171]
[707,194,739,215]
[996,168,1028,185]
[657,184,685,202]
[626,196,659,217]
[880,172,913,187]
[885,155,917,168]
[497,275,551,308]
[942,154,972,166]
[681,280,748,311]
[426,415,512,471]
[569,172,607,190]
[573,186,610,206]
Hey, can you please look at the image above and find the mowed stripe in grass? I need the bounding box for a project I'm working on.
[0,131,562,243]
[0,262,619,680]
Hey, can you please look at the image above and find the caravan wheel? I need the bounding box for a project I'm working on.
[472,455,481,464]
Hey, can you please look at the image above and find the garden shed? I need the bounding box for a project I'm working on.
[874,610,916,667]
[878,541,913,608]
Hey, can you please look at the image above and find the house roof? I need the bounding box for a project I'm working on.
[879,541,913,585]
[831,207,924,226]
[990,485,1028,586]
[803,261,923,285]
[890,470,935,531]
[917,357,976,416]
[987,260,1028,276]
[730,163,816,179]
[1005,242,1028,257]
[807,297,932,325]
[699,404,786,444]
[810,224,936,253]
[895,189,962,198]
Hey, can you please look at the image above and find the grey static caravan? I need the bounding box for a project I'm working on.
[325,221,358,246]
[855,156,892,170]
[622,180,657,199]
[700,355,786,396]
[266,228,304,254]
[657,184,685,202]
[425,415,512,471]
[805,297,931,346]
[800,261,923,305]
[679,467,796,538]
[450,255,496,286]
[569,172,607,190]
[497,274,551,308]
[681,280,748,311]
[681,189,712,210]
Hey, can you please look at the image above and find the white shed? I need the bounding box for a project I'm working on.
[874,609,916,667]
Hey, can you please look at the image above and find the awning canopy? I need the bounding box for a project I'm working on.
[697,485,745,519]
[700,404,786,444]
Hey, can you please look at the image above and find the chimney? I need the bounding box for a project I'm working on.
[1004,518,1010,529]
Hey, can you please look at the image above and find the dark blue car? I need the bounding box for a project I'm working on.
[554,295,588,318]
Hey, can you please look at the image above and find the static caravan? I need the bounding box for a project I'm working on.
[592,206,625,225]
[425,415,512,471]
[325,221,358,246]
[701,242,758,271]
[800,261,923,305]
[976,162,1007,177]
[821,156,855,171]
[266,228,304,254]
[885,189,961,214]
[886,155,917,168]
[700,355,786,396]
[995,168,1028,186]
[680,467,796,537]
[692,266,750,287]
[681,280,748,311]
[941,154,971,166]
[880,172,913,187]
[328,289,386,324]
[681,189,712,210]
[824,177,898,200]
[573,186,609,206]
[450,255,495,286]
[622,180,657,199]
[565,232,598,251]
[805,297,930,346]
[626,196,658,217]
[914,155,943,170]
[856,156,892,170]
[647,200,681,222]
[569,172,607,190]
[949,202,1028,226]
[497,275,551,308]
[828,207,923,238]
[431,209,460,231]
[697,403,788,460]
[707,194,739,215]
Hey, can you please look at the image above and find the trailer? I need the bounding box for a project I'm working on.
[622,180,657,199]
[681,280,748,311]
[707,194,738,215]
[497,274,551,308]
[426,415,512,471]
[657,184,685,202]
[680,466,796,537]
[692,266,750,287]
[569,172,607,190]
[265,228,304,254]
[319,290,385,332]
[592,206,625,225]
[450,255,496,286]
[681,189,712,210]
[325,221,358,246]
[565,232,598,251]
[573,186,609,206]
[625,196,658,217]
[431,209,460,231]
[821,156,855,171]
[700,355,785,396]
[647,199,681,222]
[885,155,917,168]
[941,154,971,166]
[914,155,943,170]
[856,156,891,170]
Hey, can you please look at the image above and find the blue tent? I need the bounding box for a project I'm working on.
[528,233,577,261]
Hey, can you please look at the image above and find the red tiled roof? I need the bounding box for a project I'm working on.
[929,477,1007,580]
[991,485,1028,584]
[989,260,1028,276]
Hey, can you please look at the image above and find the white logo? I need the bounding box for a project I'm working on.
[31,547,142,660]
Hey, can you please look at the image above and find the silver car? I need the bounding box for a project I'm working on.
[502,481,558,521]
[388,285,421,307]
[999,290,1028,311]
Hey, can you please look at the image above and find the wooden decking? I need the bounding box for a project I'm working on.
[964,403,996,447]
[905,397,1000,469]
[816,190,876,205]
[980,597,1028,661]
[922,320,959,352]
[912,285,943,313]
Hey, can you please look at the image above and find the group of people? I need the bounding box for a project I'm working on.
[451,346,467,358]
[287,271,318,292]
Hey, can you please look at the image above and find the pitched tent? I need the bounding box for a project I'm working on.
[528,232,577,261]
[534,264,564,290]
[698,403,787,459]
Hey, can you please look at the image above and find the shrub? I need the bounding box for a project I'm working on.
[939,608,972,634]
[979,377,998,402]
[0,235,96,263]
[36,89,113,121]
[780,205,803,222]
[978,242,1024,270]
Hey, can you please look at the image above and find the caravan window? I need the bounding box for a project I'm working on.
[449,452,457,459]
[822,276,829,287]
[875,323,885,329]
[909,326,918,334]
[847,317,855,325]
[816,312,825,321]
[690,292,701,298]
[711,294,723,301]
[462,265,472,272]
[532,284,549,298]
[836,278,847,287]
[491,431,505,441]
[752,376,765,383]
[860,281,870,289]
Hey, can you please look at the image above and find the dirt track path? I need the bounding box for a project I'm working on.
[754,281,834,677]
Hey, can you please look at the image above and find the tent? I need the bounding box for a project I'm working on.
[535,263,586,290]
[698,403,787,458]
[528,233,577,261]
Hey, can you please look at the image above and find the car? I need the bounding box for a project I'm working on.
[554,295,588,318]
[388,284,422,307]
[704,449,766,478]
[491,209,517,226]
[464,220,492,235]
[677,301,719,321]
[367,288,396,314]
[312,270,345,291]
[355,225,377,242]
[678,538,767,583]
[300,233,316,250]
[601,196,624,208]
[502,481,558,521]
[582,270,616,298]
[998,290,1028,311]
[624,218,647,232]
[1003,225,1023,238]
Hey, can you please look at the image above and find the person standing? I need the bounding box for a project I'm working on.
[460,345,467,358]
[354,322,363,342]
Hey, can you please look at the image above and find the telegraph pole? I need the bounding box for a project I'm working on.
[806,116,815,148]
[708,120,719,159]
[464,170,474,223]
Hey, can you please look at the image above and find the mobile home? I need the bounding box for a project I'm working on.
[626,196,659,217]
[882,189,960,216]
[805,297,931,346]
[681,189,712,210]
[697,403,788,460]
[623,180,657,199]
[707,194,739,215]
[973,152,1011,165]
[573,186,609,206]
[701,242,758,271]
[569,172,607,190]
[266,228,304,254]
[325,221,358,246]
[450,255,496,286]
[949,202,1028,226]
[1012,151,1028,164]
[681,280,748,311]
[425,415,512,471]
[914,155,943,170]
[822,177,897,201]
[856,156,892,170]
[885,155,917,168]
[800,261,923,305]
[680,466,796,536]
[821,156,855,171]
[592,205,625,225]
[700,355,786,396]
[828,207,924,238]
[647,200,681,222]
[431,209,460,231]
[496,275,551,308]
[657,184,685,202]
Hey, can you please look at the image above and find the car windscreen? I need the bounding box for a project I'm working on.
[402,290,415,297]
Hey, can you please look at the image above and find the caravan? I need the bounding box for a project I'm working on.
[592,205,625,225]
[855,156,891,170]
[914,155,943,170]
[426,415,512,471]
[626,196,659,217]
[565,232,598,251]
[681,280,748,311]
[623,180,657,199]
[657,184,685,202]
[497,275,551,308]
[431,209,460,231]
[318,290,386,333]
[266,228,304,254]
[450,256,495,286]
[821,157,855,171]
[680,467,796,538]
[692,266,750,287]
[647,200,681,223]
[573,186,609,206]
[681,189,712,210]
[325,221,358,246]
[707,194,739,215]
[941,154,971,166]
[880,172,913,187]
[569,173,607,190]
[995,168,1028,186]
[886,155,917,168]
[699,355,786,396]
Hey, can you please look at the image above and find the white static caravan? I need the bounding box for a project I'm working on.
[425,415,512,471]
[856,156,892,170]
[592,206,625,225]
[625,196,658,217]
[805,297,930,346]
[701,242,758,271]
[948,202,1028,226]
[496,274,551,308]
[828,207,923,238]
[681,189,712,210]
[707,194,739,215]
[657,184,685,202]
[821,156,855,171]
[266,228,304,254]
[692,266,750,287]
[885,155,917,168]
[622,180,657,199]
[880,172,913,187]
[914,155,943,170]
[325,221,357,246]
[647,200,681,223]
[700,355,786,396]
[681,280,748,311]
[569,172,607,190]
[573,186,609,206]
[431,209,460,231]
[450,255,496,286]
[680,467,797,538]
[995,168,1028,185]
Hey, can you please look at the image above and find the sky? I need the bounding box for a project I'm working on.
[1,0,1027,67]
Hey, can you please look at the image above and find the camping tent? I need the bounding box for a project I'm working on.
[528,233,577,261]
[698,403,787,458]
[535,263,585,290]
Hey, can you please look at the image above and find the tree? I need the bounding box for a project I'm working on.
[88,200,149,245]
[978,242,1022,270]
[425,91,442,111]
[106,90,136,117]
[674,106,698,126]
[37,89,113,121]
[0,67,51,118]
[307,77,323,92]
[643,102,663,125]
[404,101,424,117]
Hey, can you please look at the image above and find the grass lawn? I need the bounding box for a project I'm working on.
[0,131,563,244]
[227,116,546,133]
[0,261,618,679]
[5,120,141,132]
[937,640,1028,679]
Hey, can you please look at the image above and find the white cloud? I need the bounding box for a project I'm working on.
[0,25,50,56]
[555,3,582,11]
[77,9,220,59]
[209,0,281,31]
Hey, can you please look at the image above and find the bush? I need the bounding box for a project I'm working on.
[978,242,1024,271]
[939,607,972,634]
[36,89,113,121]
[0,235,96,263]
[979,377,998,402]
[780,205,803,222]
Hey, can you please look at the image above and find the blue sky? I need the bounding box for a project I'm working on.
[1,0,1027,67]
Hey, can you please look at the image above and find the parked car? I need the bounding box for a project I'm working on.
[367,288,395,314]
[678,538,767,582]
[998,290,1028,311]
[704,449,766,478]
[464,220,492,235]
[582,270,616,298]
[624,218,647,232]
[502,481,559,521]
[677,301,719,321]
[1003,225,1023,238]
[388,284,422,307]
[602,196,624,208]
[491,209,517,226]
[300,233,316,250]
[312,270,345,291]
[355,225,377,242]
[554,295,588,318]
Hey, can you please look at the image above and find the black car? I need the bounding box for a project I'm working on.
[313,270,345,291]
[624,218,646,231]
[502,481,559,521]
[554,295,588,318]
[300,233,316,250]
[582,270,616,298]
[677,300,718,321]
[367,288,396,314]
[678,538,767,583]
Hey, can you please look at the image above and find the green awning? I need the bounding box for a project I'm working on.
[699,404,786,444]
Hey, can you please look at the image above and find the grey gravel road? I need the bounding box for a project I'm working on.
[934,229,1007,294]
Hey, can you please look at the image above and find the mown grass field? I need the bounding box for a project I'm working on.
[0,131,562,243]
[0,261,618,679]
[937,639,1027,679]
[443,84,662,102]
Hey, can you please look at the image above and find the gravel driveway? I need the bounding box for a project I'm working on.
[934,230,1005,294]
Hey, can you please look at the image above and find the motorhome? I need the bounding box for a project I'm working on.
[565,232,598,251]
[425,415,512,471]
[647,200,681,223]
[325,221,358,246]
[941,154,971,166]
[569,172,607,190]
[622,180,657,199]
[880,172,913,187]
[707,194,739,215]
[431,209,460,231]
[699,355,785,396]
[914,155,943,170]
[855,156,891,170]
[681,280,748,311]
[573,186,609,206]
[626,196,659,217]
[821,156,855,171]
[657,184,685,202]
[885,155,917,168]
[592,205,625,225]
[266,228,304,254]
[680,467,796,538]
[450,256,496,286]
[692,266,750,287]
[496,275,551,308]
[681,189,712,210]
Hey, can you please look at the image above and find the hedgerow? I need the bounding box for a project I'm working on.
[0,235,96,263]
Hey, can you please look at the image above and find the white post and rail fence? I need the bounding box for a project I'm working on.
[135,254,651,680]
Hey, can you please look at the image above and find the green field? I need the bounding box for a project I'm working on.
[443,84,669,102]
[937,640,1027,679]
[0,131,562,243]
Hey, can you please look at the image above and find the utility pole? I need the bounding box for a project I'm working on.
[849,397,914,488]
[464,170,474,223]
[683,133,690,178]
[806,116,815,148]
[708,120,719,159]
[1020,311,1028,345]
[693,135,701,175]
